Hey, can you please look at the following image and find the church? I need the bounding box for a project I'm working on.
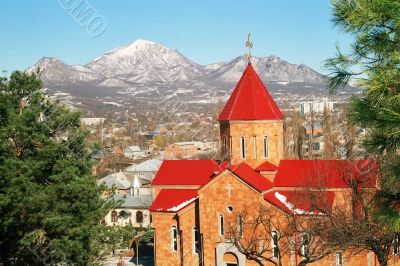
[149,41,388,265]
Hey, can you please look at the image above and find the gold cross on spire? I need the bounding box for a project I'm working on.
[246,32,253,64]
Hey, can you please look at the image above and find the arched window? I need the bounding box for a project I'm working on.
[271,230,279,259]
[171,226,178,252]
[240,136,245,159]
[229,136,232,156]
[219,214,224,236]
[111,210,118,222]
[136,211,143,223]
[301,233,310,257]
[263,136,269,158]
[336,252,343,266]
[238,215,244,237]
[192,227,200,254]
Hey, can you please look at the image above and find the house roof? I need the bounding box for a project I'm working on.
[91,149,111,159]
[113,194,152,208]
[263,190,335,215]
[152,160,220,186]
[97,172,133,189]
[124,146,142,153]
[125,159,162,173]
[255,161,279,171]
[229,162,273,193]
[218,64,283,121]
[273,160,378,188]
[149,189,198,213]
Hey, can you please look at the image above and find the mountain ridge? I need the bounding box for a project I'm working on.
[27,39,326,89]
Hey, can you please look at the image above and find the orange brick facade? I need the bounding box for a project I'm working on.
[220,120,284,167]
[151,172,398,265]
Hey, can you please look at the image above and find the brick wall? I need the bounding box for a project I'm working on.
[220,120,284,167]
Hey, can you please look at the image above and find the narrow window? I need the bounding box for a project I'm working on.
[238,215,244,237]
[336,252,343,266]
[193,228,200,254]
[223,136,227,156]
[301,234,310,257]
[171,226,178,252]
[395,234,399,256]
[136,211,143,223]
[271,230,279,259]
[229,136,232,157]
[263,136,269,158]
[219,214,224,236]
[253,136,257,158]
[111,210,118,222]
[240,136,245,159]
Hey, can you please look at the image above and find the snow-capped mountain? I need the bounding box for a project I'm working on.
[28,39,326,86]
[85,39,208,83]
[27,40,332,106]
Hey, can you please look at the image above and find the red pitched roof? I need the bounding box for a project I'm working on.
[149,189,198,213]
[152,160,220,186]
[264,190,335,215]
[273,160,378,188]
[255,161,279,171]
[218,64,283,121]
[229,162,273,193]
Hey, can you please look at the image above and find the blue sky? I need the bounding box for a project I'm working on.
[1,0,351,73]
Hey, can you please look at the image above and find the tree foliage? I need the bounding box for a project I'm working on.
[0,72,106,265]
[325,0,400,229]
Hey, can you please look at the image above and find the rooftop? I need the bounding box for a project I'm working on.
[149,189,198,213]
[152,160,220,186]
[218,64,283,121]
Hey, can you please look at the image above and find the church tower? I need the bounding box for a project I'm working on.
[218,35,284,167]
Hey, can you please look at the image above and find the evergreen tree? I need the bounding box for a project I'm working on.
[325,0,400,230]
[0,71,106,264]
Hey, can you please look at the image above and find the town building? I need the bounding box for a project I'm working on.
[124,145,147,159]
[164,142,199,159]
[97,171,152,227]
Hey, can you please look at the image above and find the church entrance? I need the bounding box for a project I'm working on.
[223,252,239,266]
[216,243,245,265]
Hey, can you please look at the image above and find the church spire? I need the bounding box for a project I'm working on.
[246,32,253,64]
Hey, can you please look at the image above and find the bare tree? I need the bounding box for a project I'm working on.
[223,205,292,266]
[223,161,399,266]
[297,161,399,266]
[223,203,336,266]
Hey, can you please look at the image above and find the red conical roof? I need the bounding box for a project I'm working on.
[218,64,283,121]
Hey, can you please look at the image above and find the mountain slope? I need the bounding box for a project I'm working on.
[85,39,208,83]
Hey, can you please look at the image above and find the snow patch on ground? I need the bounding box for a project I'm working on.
[103,101,122,107]
[276,81,291,85]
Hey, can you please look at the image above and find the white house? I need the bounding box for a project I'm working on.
[97,171,153,227]
[123,145,146,159]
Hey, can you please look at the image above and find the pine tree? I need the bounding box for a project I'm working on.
[0,71,106,264]
[325,0,400,229]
